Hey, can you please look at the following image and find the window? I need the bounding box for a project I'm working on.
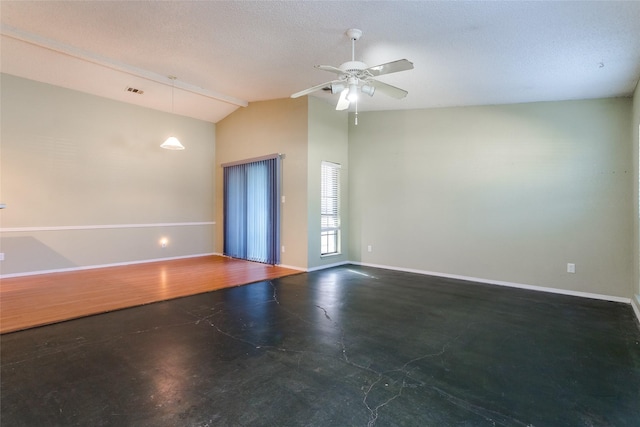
[321,161,340,255]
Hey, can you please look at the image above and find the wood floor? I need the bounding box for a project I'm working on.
[0,255,300,334]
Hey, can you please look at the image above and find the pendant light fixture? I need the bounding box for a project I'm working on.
[161,75,185,150]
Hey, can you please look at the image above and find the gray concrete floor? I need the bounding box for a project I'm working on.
[2,265,639,426]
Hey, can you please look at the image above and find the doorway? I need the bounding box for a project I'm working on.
[222,154,281,264]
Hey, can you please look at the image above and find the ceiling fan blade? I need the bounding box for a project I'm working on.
[291,80,340,98]
[315,65,344,74]
[365,59,414,77]
[369,80,408,99]
[336,89,350,111]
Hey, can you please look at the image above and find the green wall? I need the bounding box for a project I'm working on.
[0,74,216,275]
[632,80,640,313]
[348,99,633,299]
[3,72,637,308]
[307,97,349,270]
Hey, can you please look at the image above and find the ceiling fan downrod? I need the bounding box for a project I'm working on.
[347,28,362,62]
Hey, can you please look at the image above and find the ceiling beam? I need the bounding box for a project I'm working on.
[1,24,249,108]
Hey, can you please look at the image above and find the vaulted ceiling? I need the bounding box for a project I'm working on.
[2,1,639,123]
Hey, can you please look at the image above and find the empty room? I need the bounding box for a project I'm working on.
[1,1,639,426]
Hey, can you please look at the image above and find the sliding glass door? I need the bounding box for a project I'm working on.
[223,155,281,265]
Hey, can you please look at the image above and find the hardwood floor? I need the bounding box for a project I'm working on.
[0,255,300,334]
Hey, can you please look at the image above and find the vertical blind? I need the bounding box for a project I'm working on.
[223,155,281,264]
[321,161,340,255]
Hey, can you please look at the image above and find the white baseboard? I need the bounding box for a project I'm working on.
[212,253,307,272]
[632,295,640,324]
[277,264,307,272]
[0,253,216,279]
[5,256,638,322]
[351,261,632,304]
[307,260,350,272]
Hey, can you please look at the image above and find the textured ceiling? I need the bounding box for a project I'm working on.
[1,1,639,123]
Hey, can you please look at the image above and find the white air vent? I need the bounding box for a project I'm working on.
[125,87,144,95]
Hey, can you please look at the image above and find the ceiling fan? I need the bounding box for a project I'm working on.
[291,28,414,111]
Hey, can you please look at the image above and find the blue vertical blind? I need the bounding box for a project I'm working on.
[223,156,281,264]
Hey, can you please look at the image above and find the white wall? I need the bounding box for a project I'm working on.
[307,97,349,269]
[349,98,633,298]
[0,74,216,276]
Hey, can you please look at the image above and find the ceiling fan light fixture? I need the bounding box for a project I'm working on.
[161,136,185,150]
[347,83,359,102]
[331,83,345,94]
[361,84,375,97]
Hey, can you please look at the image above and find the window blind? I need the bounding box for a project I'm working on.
[321,161,340,255]
[223,156,281,265]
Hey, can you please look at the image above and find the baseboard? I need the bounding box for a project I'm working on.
[277,264,307,272]
[352,261,632,304]
[632,295,640,324]
[307,260,350,272]
[212,253,307,272]
[0,253,216,279]
[6,257,636,316]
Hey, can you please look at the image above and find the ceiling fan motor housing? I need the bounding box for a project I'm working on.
[340,61,368,74]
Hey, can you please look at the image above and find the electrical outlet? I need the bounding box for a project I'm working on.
[0,253,4,261]
[367,245,372,252]
[567,263,575,273]
[281,246,285,253]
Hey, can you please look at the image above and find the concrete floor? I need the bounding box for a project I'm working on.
[2,265,639,426]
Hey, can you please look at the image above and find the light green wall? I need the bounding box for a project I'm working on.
[633,80,640,311]
[215,97,309,269]
[307,97,349,269]
[349,99,633,298]
[4,72,636,304]
[0,74,216,275]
